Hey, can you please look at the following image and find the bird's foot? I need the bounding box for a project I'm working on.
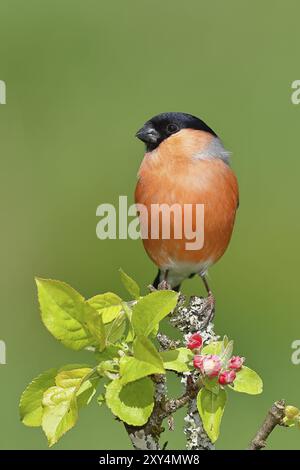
[158,279,171,290]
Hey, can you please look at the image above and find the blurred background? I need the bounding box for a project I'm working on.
[0,0,300,450]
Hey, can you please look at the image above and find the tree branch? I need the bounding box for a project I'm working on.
[124,293,218,450]
[171,294,218,450]
[248,400,286,450]
[123,291,288,451]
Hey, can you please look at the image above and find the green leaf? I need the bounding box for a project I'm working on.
[119,336,165,384]
[105,377,154,426]
[201,341,223,356]
[19,368,57,427]
[133,335,164,370]
[105,313,126,344]
[125,324,135,343]
[55,367,92,389]
[202,377,220,395]
[97,393,105,407]
[123,303,135,342]
[282,417,296,427]
[76,376,99,407]
[197,388,227,443]
[56,365,99,407]
[230,366,263,395]
[42,386,78,447]
[149,323,159,338]
[119,357,152,383]
[160,348,193,372]
[220,340,234,366]
[132,291,179,337]
[87,293,123,324]
[36,278,93,350]
[95,344,122,362]
[222,336,229,349]
[42,366,97,446]
[97,360,119,379]
[85,303,106,351]
[119,268,140,300]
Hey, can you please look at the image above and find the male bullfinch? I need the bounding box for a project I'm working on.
[135,112,239,299]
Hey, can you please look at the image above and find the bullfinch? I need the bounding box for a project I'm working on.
[135,112,239,298]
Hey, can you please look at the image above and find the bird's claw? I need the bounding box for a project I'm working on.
[158,279,171,290]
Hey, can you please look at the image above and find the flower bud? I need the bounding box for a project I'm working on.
[194,354,222,377]
[285,405,300,420]
[193,355,204,370]
[228,356,245,371]
[187,333,203,350]
[218,369,236,385]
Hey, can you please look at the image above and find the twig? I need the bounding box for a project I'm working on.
[171,294,218,450]
[248,400,286,450]
[124,293,218,450]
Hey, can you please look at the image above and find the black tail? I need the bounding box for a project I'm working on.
[152,269,181,292]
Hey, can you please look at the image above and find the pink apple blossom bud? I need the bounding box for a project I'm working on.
[228,356,245,371]
[187,333,203,350]
[194,354,222,377]
[193,355,204,370]
[218,369,236,385]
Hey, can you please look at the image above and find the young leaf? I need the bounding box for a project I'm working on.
[202,377,220,395]
[220,340,234,366]
[55,367,92,389]
[133,335,164,370]
[35,278,93,350]
[119,357,156,384]
[85,303,106,351]
[57,365,99,407]
[132,291,179,337]
[19,368,58,427]
[97,393,105,407]
[222,336,229,350]
[87,293,123,324]
[119,336,165,384]
[160,348,193,373]
[76,376,99,408]
[42,386,78,447]
[119,269,140,300]
[122,303,135,342]
[42,366,97,446]
[230,366,263,395]
[105,377,154,426]
[201,341,223,356]
[197,388,227,443]
[95,344,123,362]
[97,360,119,379]
[105,313,126,344]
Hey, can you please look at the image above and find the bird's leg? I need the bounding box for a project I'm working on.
[158,269,171,290]
[201,274,212,296]
[199,274,215,321]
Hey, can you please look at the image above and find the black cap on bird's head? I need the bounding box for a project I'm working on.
[135,112,217,151]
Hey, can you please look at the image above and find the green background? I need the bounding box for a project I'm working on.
[0,0,299,450]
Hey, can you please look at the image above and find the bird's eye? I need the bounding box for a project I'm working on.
[166,123,179,134]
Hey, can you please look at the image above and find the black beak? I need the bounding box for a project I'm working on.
[135,126,160,145]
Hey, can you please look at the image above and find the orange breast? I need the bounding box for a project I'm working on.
[135,130,239,272]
